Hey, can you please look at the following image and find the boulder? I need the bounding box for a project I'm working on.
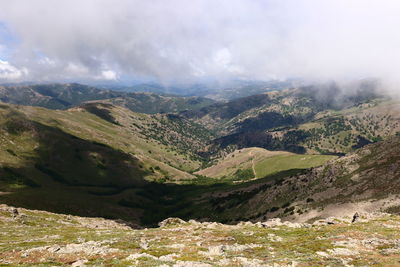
[158,217,186,227]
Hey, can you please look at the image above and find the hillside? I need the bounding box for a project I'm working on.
[1,90,400,227]
[101,79,292,101]
[2,204,400,266]
[0,102,215,223]
[0,83,216,114]
[196,147,336,182]
[180,83,398,156]
[164,136,400,225]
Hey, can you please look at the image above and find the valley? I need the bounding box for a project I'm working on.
[1,83,400,266]
[0,83,399,227]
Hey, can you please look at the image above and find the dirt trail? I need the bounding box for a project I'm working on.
[249,151,257,178]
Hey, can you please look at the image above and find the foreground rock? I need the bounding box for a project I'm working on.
[1,205,399,266]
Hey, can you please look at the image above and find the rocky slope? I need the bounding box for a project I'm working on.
[1,204,400,266]
[159,136,400,225]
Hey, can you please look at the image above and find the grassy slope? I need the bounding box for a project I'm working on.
[0,102,214,224]
[197,147,336,181]
[21,103,210,176]
[254,154,337,178]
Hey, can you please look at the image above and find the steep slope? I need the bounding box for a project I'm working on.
[182,84,396,156]
[0,83,216,114]
[0,102,214,223]
[169,136,400,224]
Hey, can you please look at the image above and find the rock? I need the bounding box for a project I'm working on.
[173,261,212,267]
[166,243,185,249]
[234,257,266,267]
[313,217,341,226]
[268,233,283,242]
[316,251,330,257]
[282,221,303,228]
[139,237,149,250]
[261,218,282,227]
[200,243,263,257]
[71,260,87,267]
[188,219,202,226]
[352,212,360,223]
[255,222,263,227]
[328,247,359,256]
[47,245,61,253]
[11,208,19,217]
[205,222,221,229]
[237,221,254,227]
[202,245,225,256]
[159,253,178,261]
[40,241,120,255]
[158,217,186,227]
[126,253,157,260]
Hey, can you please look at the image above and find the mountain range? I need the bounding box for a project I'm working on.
[0,81,399,229]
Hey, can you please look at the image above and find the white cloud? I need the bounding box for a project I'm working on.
[0,0,399,87]
[0,60,26,80]
[100,70,117,80]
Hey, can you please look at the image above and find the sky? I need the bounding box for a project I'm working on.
[0,0,400,87]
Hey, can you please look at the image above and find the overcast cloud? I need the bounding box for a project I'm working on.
[0,0,399,87]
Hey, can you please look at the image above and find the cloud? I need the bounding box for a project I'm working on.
[100,70,118,80]
[0,60,26,80]
[0,0,399,86]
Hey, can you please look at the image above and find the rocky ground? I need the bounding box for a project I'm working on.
[1,204,400,266]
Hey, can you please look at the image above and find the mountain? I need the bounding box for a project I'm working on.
[181,81,395,156]
[96,79,295,101]
[143,136,400,225]
[1,80,400,229]
[0,83,216,114]
[1,92,400,265]
[0,101,215,223]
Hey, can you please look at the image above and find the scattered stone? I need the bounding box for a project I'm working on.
[159,253,179,261]
[200,243,263,257]
[139,237,149,249]
[268,233,283,242]
[71,259,87,267]
[166,243,185,249]
[47,245,61,253]
[158,217,186,227]
[328,248,359,256]
[24,241,119,256]
[205,222,221,229]
[260,218,282,227]
[11,208,19,218]
[200,245,225,256]
[126,253,157,260]
[173,261,212,267]
[316,251,330,257]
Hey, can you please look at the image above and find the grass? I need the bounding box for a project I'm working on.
[3,205,400,266]
[254,154,337,178]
